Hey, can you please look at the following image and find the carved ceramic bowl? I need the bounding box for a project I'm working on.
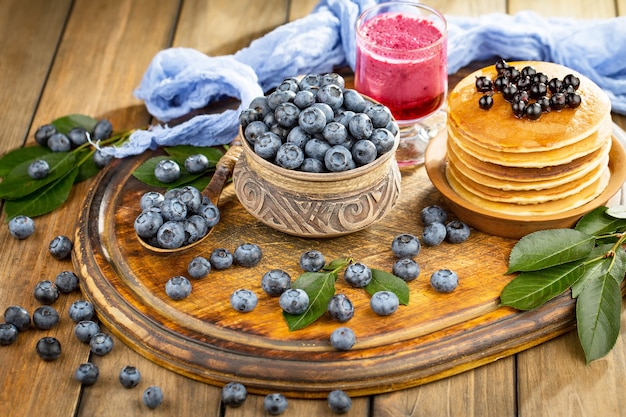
[233,128,401,238]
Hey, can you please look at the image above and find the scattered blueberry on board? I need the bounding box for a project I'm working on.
[230,289,258,313]
[33,305,60,330]
[36,336,62,361]
[142,386,164,409]
[430,269,459,293]
[119,365,141,389]
[89,332,114,356]
[263,393,288,415]
[327,293,355,323]
[74,320,100,343]
[241,72,399,172]
[330,326,356,351]
[165,275,193,301]
[370,291,399,316]
[75,363,99,386]
[327,389,352,414]
[221,382,248,408]
[7,215,35,240]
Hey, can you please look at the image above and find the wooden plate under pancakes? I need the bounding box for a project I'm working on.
[425,123,626,239]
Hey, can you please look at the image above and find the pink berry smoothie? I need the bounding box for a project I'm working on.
[355,11,447,123]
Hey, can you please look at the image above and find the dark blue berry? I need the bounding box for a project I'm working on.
[222,382,247,408]
[342,89,367,112]
[75,363,99,385]
[351,139,377,166]
[421,205,447,225]
[33,305,59,330]
[279,289,309,315]
[324,145,355,172]
[316,84,344,110]
[134,210,164,239]
[330,326,356,350]
[364,102,392,128]
[392,258,420,282]
[156,221,185,249]
[478,94,493,110]
[525,102,543,120]
[209,248,234,270]
[298,106,327,134]
[119,365,141,388]
[33,280,60,305]
[254,131,282,160]
[327,294,354,323]
[239,108,261,129]
[165,276,192,300]
[391,234,420,258]
[430,269,459,293]
[370,291,399,316]
[294,90,316,109]
[286,126,311,149]
[90,332,114,356]
[34,124,56,147]
[321,72,345,89]
[369,128,395,155]
[199,201,220,228]
[422,222,447,246]
[267,90,296,110]
[188,256,211,279]
[92,119,113,141]
[299,250,325,272]
[8,215,35,239]
[348,113,373,140]
[143,386,164,409]
[300,158,325,173]
[244,120,269,144]
[299,73,323,91]
[74,320,100,343]
[261,270,291,297]
[327,389,352,414]
[304,137,331,161]
[322,121,348,146]
[68,300,95,323]
[47,133,71,152]
[230,289,258,312]
[275,102,300,128]
[0,323,18,345]
[234,243,262,267]
[4,305,31,331]
[249,96,271,117]
[93,150,114,168]
[275,142,304,170]
[154,159,180,183]
[264,393,288,415]
[277,77,300,93]
[36,337,61,361]
[445,220,471,243]
[184,154,209,174]
[28,159,50,179]
[344,262,372,287]
[68,127,89,147]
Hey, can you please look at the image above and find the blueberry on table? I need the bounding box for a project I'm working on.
[422,222,447,247]
[49,235,73,260]
[33,280,60,305]
[4,305,31,331]
[154,159,181,183]
[370,291,399,316]
[119,365,141,388]
[209,248,234,270]
[343,262,372,288]
[74,320,100,343]
[55,270,79,293]
[421,205,447,226]
[36,336,61,361]
[142,386,164,409]
[445,220,471,243]
[33,305,60,330]
[165,276,192,300]
[187,256,211,279]
[330,326,356,351]
[68,300,95,323]
[75,363,99,386]
[89,332,114,356]
[27,159,50,179]
[430,269,459,293]
[264,393,288,415]
[8,215,35,239]
[392,258,420,282]
[299,250,325,272]
[279,289,309,315]
[261,270,292,297]
[233,243,262,267]
[327,389,352,414]
[230,289,258,313]
[221,382,247,408]
[391,234,421,259]
[327,294,354,323]
[0,323,18,345]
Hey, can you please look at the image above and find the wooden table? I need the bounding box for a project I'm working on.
[1,1,625,416]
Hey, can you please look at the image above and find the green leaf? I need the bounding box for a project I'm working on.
[51,114,98,134]
[500,261,587,310]
[164,145,223,164]
[506,229,595,274]
[576,206,626,236]
[4,166,79,219]
[0,146,51,177]
[283,271,338,331]
[0,152,76,199]
[576,270,622,363]
[364,269,410,305]
[323,257,352,272]
[131,155,207,189]
[74,149,100,183]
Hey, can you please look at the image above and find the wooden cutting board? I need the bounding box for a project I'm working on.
[72,147,605,399]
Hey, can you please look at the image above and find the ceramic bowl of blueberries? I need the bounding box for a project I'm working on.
[233,72,402,238]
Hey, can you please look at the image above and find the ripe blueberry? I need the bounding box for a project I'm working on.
[422,222,447,247]
[75,363,99,385]
[90,332,114,356]
[261,270,291,297]
[49,235,73,260]
[0,323,18,345]
[391,234,420,258]
[222,382,247,408]
[370,291,399,316]
[165,276,192,300]
[299,250,325,272]
[421,205,447,225]
[327,294,354,323]
[445,220,471,243]
[27,159,50,179]
[327,389,352,414]
[33,305,60,330]
[279,289,309,315]
[33,280,60,305]
[119,365,141,388]
[230,289,258,313]
[430,269,459,293]
[184,154,209,174]
[392,258,420,282]
[68,300,95,323]
[74,320,100,343]
[36,336,62,361]
[330,326,356,351]
[8,215,35,239]
[4,305,31,331]
[55,270,79,293]
[344,262,372,288]
[92,119,113,141]
[142,386,164,409]
[264,393,288,415]
[187,256,211,279]
[154,159,181,183]
[233,243,262,267]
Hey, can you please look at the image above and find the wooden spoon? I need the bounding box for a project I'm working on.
[137,138,243,255]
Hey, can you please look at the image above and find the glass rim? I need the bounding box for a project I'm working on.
[356,1,448,53]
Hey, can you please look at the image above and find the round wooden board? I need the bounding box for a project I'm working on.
[74,144,606,399]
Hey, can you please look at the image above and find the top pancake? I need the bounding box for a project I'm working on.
[447,61,611,153]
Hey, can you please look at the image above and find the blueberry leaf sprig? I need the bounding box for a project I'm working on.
[283,257,410,331]
[500,206,626,363]
[0,114,132,220]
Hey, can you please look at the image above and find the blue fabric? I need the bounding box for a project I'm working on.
[103,1,626,158]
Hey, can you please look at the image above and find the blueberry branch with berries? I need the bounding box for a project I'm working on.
[476,59,582,120]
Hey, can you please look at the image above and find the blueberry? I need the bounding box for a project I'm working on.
[322,121,348,146]
[140,191,164,210]
[199,201,220,228]
[154,159,180,183]
[93,149,114,168]
[178,185,203,213]
[187,256,211,279]
[275,102,300,128]
[294,90,316,109]
[90,332,114,355]
[34,124,56,147]
[75,363,99,385]
[74,320,100,343]
[277,77,300,93]
[311,103,335,124]
[156,221,185,249]
[392,258,420,282]
[67,127,89,147]
[68,300,95,323]
[422,222,447,247]
[330,326,356,350]
[316,84,344,110]
[185,216,209,243]
[279,288,309,315]
[230,289,258,312]
[239,108,261,131]
[47,133,71,152]
[334,110,355,128]
[36,336,62,361]
[321,72,346,89]
[351,139,377,166]
[0,323,18,345]
[327,294,354,323]
[430,269,459,293]
[184,154,209,174]
[49,235,73,260]
[27,159,50,179]
[261,269,292,297]
[300,158,325,173]
[299,250,325,272]
[134,210,164,239]
[479,94,494,110]
[421,205,447,225]
[221,382,247,408]
[298,106,326,134]
[92,119,113,141]
[344,262,372,287]
[275,142,304,170]
[248,96,272,118]
[119,365,141,388]
[370,290,399,316]
[286,126,311,149]
[264,393,288,415]
[254,131,282,160]
[391,234,420,258]
[33,305,59,330]
[304,137,331,161]
[324,145,355,172]
[244,120,269,144]
[445,220,471,243]
[299,73,323,91]
[4,305,31,331]
[233,243,262,267]
[8,215,35,239]
[342,89,367,112]
[142,386,164,409]
[33,280,60,305]
[364,102,392,128]
[209,248,234,270]
[369,128,395,155]
[348,113,373,141]
[165,276,192,300]
[327,389,352,414]
[267,90,296,110]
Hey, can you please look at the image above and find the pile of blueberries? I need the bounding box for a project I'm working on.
[240,72,399,173]
[476,59,582,120]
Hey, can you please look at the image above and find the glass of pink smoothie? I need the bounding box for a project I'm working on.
[355,1,447,167]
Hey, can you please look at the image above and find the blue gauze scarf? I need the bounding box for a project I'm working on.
[103,0,626,158]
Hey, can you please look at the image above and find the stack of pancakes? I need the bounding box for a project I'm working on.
[446,61,612,216]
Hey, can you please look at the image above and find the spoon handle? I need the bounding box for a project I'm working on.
[204,138,243,204]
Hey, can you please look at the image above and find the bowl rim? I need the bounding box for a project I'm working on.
[424,125,626,223]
